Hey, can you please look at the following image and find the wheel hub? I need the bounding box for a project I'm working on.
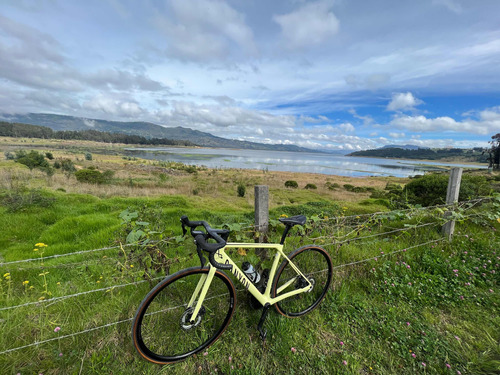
[180,306,205,330]
[296,276,315,292]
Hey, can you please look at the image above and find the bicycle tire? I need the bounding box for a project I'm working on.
[132,267,236,364]
[272,245,332,317]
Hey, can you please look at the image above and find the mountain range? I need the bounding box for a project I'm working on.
[0,113,321,153]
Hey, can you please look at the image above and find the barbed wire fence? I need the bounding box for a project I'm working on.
[1,192,496,357]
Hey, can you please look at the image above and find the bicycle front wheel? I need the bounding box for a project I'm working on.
[132,267,236,364]
[272,245,332,317]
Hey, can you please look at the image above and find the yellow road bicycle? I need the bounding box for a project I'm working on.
[132,215,333,364]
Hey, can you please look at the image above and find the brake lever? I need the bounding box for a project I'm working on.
[196,244,207,269]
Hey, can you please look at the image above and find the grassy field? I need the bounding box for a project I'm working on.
[0,138,499,374]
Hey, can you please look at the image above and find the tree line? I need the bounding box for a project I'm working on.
[0,122,196,147]
[348,147,489,163]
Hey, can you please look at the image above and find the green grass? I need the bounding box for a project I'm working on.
[0,187,498,374]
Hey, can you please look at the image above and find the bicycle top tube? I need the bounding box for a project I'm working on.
[180,215,307,269]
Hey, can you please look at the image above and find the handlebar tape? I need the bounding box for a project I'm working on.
[194,235,232,270]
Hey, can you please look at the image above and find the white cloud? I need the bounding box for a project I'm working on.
[339,123,355,133]
[156,101,296,129]
[83,96,144,118]
[389,132,405,139]
[153,0,257,61]
[387,92,423,112]
[390,106,500,135]
[273,1,339,50]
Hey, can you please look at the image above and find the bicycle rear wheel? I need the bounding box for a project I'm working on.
[272,245,332,317]
[132,267,236,364]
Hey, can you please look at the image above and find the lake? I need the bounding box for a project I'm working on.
[124,147,486,178]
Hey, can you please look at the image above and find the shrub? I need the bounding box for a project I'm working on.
[53,161,61,169]
[285,180,298,188]
[61,159,76,173]
[326,182,340,190]
[237,183,246,197]
[85,152,93,161]
[75,169,105,184]
[352,186,368,193]
[343,184,355,191]
[304,183,317,190]
[4,152,14,160]
[45,152,54,160]
[403,173,491,206]
[14,150,49,171]
[385,182,403,191]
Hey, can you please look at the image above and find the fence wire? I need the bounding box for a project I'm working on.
[0,197,494,357]
[0,236,445,355]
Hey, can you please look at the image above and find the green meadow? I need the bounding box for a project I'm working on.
[0,138,498,374]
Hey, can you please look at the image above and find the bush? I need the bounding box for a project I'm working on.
[285,180,298,188]
[343,184,355,191]
[4,152,14,160]
[14,150,49,171]
[85,152,93,161]
[237,183,246,197]
[352,186,368,193]
[61,159,76,173]
[75,169,105,184]
[326,182,340,190]
[304,183,317,190]
[403,173,491,206]
[385,182,403,191]
[45,152,54,160]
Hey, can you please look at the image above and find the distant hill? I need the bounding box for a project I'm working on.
[0,113,319,153]
[348,147,488,163]
[0,121,196,147]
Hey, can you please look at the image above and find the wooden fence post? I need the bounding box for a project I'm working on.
[254,185,269,237]
[442,168,463,240]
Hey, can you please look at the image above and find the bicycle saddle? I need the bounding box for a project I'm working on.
[278,215,306,227]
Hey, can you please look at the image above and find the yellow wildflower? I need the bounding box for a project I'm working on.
[38,296,45,301]
[130,264,134,268]
[23,280,29,285]
[3,273,10,278]
[280,214,288,218]
[35,243,48,247]
[33,248,39,252]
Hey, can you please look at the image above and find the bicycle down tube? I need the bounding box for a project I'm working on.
[188,242,312,322]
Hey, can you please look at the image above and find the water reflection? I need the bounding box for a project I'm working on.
[124,147,485,178]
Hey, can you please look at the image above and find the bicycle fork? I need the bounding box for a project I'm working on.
[186,267,216,323]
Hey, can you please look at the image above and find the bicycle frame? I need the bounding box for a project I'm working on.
[187,243,312,322]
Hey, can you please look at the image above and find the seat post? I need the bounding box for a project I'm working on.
[280,224,292,245]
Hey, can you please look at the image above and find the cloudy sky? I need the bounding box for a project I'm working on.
[1,0,499,151]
